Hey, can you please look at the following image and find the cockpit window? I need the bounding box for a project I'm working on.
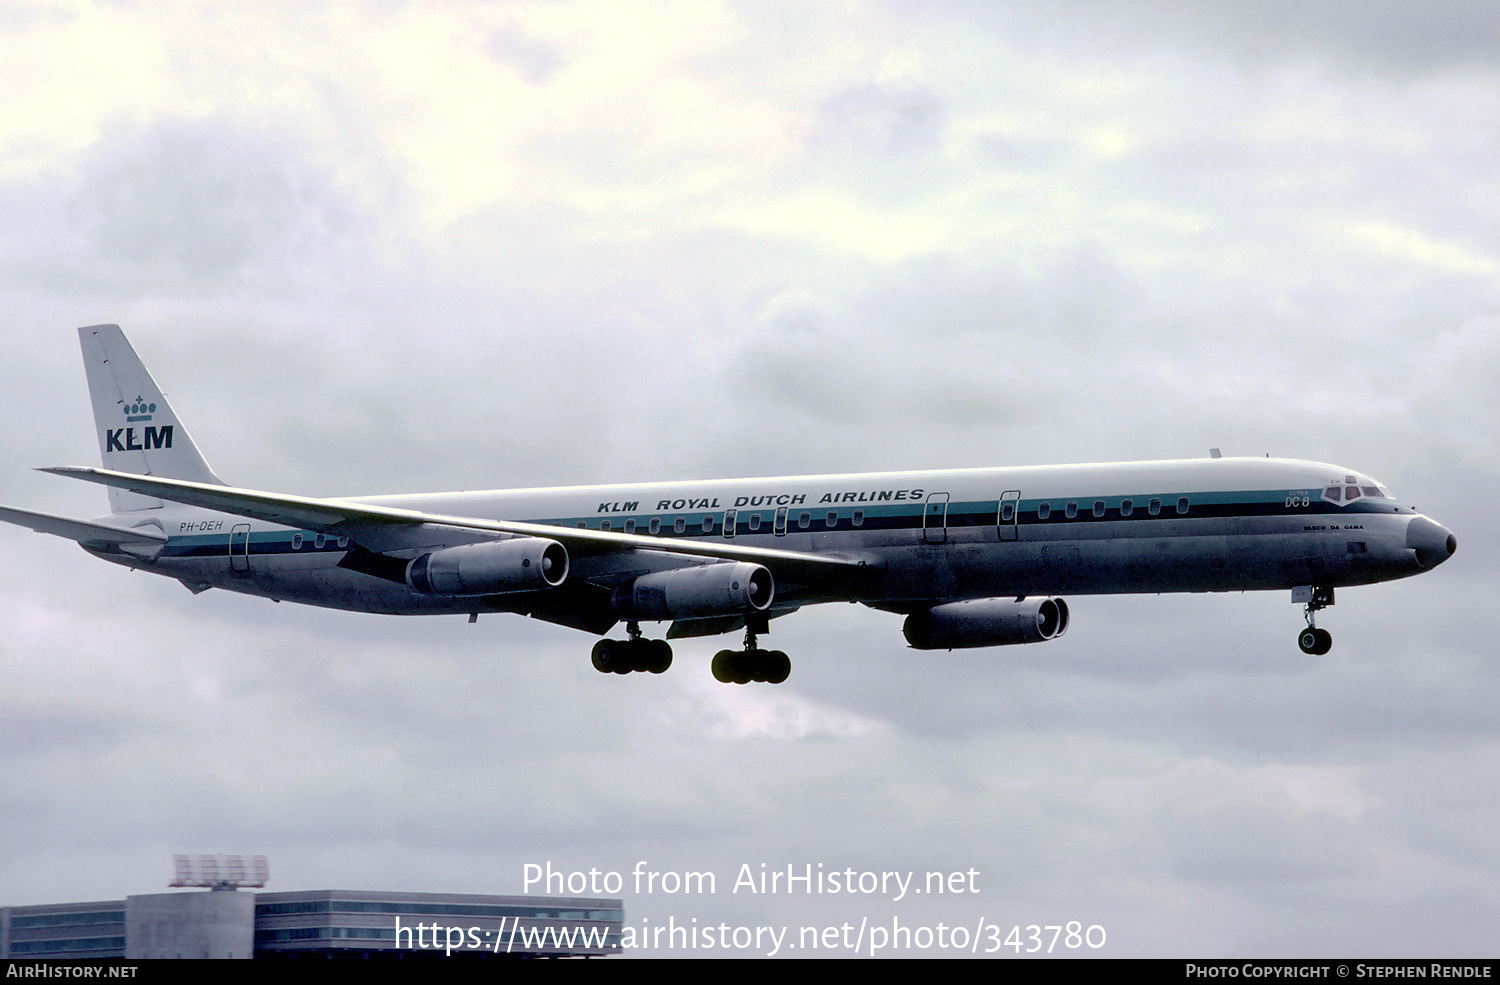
[1324,477,1391,505]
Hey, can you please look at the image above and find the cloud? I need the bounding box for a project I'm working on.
[0,0,1494,957]
[70,119,360,286]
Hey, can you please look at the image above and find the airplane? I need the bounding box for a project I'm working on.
[0,326,1457,684]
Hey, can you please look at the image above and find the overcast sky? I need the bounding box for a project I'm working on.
[1,0,1496,959]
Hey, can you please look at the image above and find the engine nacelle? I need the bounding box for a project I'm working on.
[903,597,1069,649]
[613,562,774,621]
[406,538,569,596]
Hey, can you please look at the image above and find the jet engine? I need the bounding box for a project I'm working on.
[406,537,569,596]
[903,597,1069,649]
[612,562,774,620]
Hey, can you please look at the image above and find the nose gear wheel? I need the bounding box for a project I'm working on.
[1297,586,1334,655]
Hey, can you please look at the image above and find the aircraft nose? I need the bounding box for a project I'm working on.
[1406,515,1457,569]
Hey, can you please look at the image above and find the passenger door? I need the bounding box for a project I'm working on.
[923,492,950,544]
[998,490,1020,542]
[229,524,251,572]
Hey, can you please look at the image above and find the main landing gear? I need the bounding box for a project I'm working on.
[591,622,673,675]
[711,617,791,685]
[1297,586,1334,655]
[590,618,791,684]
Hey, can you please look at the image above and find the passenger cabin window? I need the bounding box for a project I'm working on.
[748,514,761,531]
[852,510,864,527]
[624,519,636,534]
[1149,498,1161,515]
[315,533,326,549]
[576,521,586,529]
[702,516,714,532]
[826,511,838,528]
[1120,499,1133,517]
[798,512,811,529]
[292,533,303,550]
[1000,502,1015,521]
[649,518,661,535]
[337,536,348,548]
[1038,503,1050,520]
[1093,500,1106,518]
[1065,502,1078,519]
[1176,497,1189,515]
[600,520,611,532]
[673,517,686,534]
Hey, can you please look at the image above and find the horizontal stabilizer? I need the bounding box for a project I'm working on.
[0,504,167,559]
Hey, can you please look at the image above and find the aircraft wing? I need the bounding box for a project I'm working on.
[0,503,168,559]
[41,467,876,582]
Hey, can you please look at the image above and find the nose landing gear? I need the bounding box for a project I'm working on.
[1297,626,1332,655]
[1296,585,1334,655]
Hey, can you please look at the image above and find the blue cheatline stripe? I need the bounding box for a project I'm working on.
[158,488,1399,559]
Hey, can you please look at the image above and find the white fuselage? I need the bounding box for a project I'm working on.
[92,456,1444,623]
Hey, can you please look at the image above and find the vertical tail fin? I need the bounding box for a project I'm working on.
[79,324,225,512]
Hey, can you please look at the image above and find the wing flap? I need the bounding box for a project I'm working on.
[41,467,877,582]
[42,466,399,529]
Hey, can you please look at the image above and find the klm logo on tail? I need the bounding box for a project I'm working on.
[106,427,173,452]
[106,395,172,452]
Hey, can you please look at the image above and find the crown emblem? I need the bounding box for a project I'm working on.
[124,395,156,422]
